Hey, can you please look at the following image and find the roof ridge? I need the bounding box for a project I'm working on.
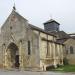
[12,10,28,21]
[44,19,60,25]
[29,24,56,37]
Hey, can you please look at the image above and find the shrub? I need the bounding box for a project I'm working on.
[46,65,55,71]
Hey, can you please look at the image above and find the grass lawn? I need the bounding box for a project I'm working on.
[51,65,75,72]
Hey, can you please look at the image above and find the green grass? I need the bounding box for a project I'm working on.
[52,65,75,72]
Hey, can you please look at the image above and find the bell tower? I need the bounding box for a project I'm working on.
[43,19,60,32]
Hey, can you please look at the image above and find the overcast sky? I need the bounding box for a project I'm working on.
[0,0,75,33]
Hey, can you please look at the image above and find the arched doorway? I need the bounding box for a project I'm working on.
[6,43,19,68]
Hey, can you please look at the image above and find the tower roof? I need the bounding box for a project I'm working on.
[44,19,60,25]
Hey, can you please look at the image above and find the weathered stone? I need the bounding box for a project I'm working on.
[0,9,64,71]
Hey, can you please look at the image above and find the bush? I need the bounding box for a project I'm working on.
[46,65,55,71]
[57,64,60,67]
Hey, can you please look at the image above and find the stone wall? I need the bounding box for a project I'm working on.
[64,38,75,65]
[0,10,40,70]
[0,10,64,71]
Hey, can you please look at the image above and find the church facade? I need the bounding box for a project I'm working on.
[0,8,64,71]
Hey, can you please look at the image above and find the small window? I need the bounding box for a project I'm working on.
[70,46,74,54]
[28,41,31,55]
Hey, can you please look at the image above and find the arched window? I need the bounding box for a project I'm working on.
[70,46,74,54]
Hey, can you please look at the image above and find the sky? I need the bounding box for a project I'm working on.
[0,0,75,33]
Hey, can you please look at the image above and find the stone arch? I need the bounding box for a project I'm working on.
[6,42,19,68]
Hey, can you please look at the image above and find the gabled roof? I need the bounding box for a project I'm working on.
[57,31,70,39]
[12,10,28,21]
[50,31,71,43]
[29,24,56,37]
[56,38,68,43]
[55,31,71,43]
[50,31,71,39]
[57,37,75,44]
[44,19,60,25]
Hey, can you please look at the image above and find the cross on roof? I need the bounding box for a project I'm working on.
[13,0,16,11]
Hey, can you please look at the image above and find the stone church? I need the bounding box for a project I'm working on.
[0,7,64,71]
